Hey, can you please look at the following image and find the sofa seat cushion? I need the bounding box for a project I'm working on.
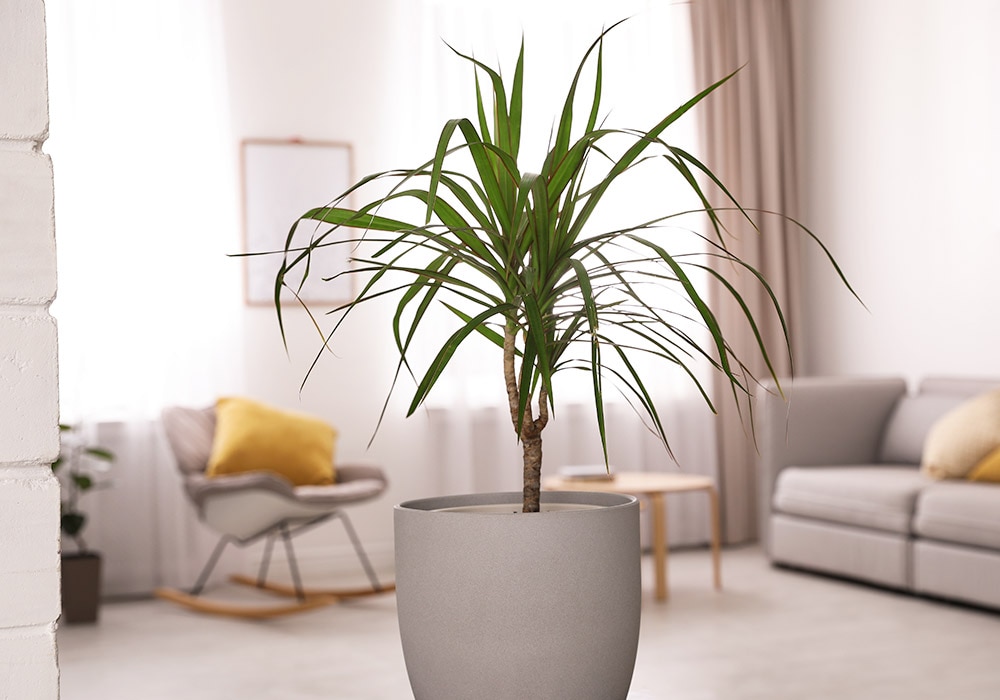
[773,465,929,534]
[913,481,1000,549]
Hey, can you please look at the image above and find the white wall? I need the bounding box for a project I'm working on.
[795,0,1000,383]
[0,0,61,695]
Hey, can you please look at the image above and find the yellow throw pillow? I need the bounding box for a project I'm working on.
[921,389,1000,480]
[968,445,1000,483]
[206,397,337,486]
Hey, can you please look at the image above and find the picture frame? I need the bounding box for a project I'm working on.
[240,138,355,306]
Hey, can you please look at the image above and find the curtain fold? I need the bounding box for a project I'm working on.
[689,0,805,543]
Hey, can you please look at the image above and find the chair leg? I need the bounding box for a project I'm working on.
[334,511,385,592]
[155,525,340,618]
[257,532,277,588]
[190,534,235,596]
[278,523,307,602]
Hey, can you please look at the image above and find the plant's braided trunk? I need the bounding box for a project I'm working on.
[521,426,542,513]
[505,319,549,513]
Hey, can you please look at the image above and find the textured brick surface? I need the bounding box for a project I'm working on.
[0,151,55,304]
[0,467,60,629]
[0,312,58,464]
[1,2,59,697]
[0,626,59,699]
[0,0,48,140]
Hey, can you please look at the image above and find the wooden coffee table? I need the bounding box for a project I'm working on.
[542,471,721,602]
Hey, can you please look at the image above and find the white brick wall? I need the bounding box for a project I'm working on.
[0,0,49,141]
[0,151,56,304]
[0,466,60,625]
[0,0,61,697]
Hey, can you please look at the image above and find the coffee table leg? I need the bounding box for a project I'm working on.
[649,492,667,601]
[708,485,722,590]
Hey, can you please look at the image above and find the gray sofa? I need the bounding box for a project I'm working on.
[758,376,1000,610]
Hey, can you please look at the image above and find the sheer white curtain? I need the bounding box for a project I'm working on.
[400,0,721,545]
[47,0,243,424]
[46,0,245,594]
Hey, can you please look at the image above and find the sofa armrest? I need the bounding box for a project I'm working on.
[756,376,907,551]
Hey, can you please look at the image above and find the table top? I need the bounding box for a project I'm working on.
[542,470,716,495]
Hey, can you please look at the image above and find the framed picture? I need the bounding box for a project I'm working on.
[241,138,355,306]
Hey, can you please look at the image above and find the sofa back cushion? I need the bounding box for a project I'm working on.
[918,377,1000,397]
[878,395,967,464]
[879,378,1000,465]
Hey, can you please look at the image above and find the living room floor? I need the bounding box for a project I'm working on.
[58,546,1000,700]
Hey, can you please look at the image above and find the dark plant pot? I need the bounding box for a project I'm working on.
[61,552,102,624]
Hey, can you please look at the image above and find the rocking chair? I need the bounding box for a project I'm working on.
[156,403,394,618]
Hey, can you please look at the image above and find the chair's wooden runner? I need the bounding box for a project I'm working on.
[153,574,394,619]
[153,587,336,619]
[228,574,396,599]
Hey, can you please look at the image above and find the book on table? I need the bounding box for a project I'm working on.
[557,465,615,482]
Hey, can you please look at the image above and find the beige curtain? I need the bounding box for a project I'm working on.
[690,0,804,543]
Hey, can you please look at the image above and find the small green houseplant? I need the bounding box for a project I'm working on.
[53,423,115,552]
[53,423,114,623]
[274,23,847,511]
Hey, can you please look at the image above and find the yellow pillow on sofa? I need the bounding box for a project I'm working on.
[968,445,1000,483]
[206,397,337,486]
[921,389,1000,480]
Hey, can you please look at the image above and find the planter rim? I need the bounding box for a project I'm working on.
[396,490,636,514]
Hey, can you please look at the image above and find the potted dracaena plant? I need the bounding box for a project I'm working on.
[53,423,115,624]
[270,22,850,700]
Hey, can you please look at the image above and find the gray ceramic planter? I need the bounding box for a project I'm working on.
[394,490,641,700]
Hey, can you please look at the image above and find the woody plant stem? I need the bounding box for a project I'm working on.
[505,318,548,513]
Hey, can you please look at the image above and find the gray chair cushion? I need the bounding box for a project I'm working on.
[773,465,930,534]
[184,464,388,513]
[183,471,296,512]
[161,405,216,474]
[878,394,966,464]
[295,468,388,506]
[913,481,1000,549]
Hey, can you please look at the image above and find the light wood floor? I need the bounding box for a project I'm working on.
[58,546,1000,699]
